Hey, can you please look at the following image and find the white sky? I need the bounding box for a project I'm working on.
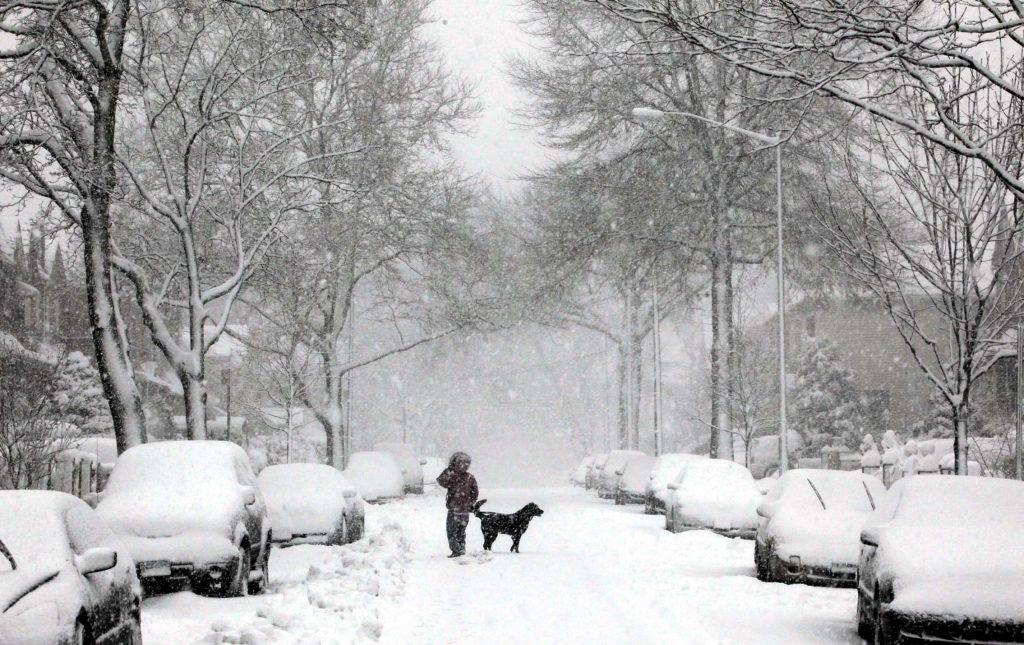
[424,0,551,191]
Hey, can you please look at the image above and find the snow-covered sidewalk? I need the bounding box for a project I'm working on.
[379,488,861,645]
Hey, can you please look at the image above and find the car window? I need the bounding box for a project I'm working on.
[65,504,115,555]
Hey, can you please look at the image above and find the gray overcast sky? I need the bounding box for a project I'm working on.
[424,0,551,190]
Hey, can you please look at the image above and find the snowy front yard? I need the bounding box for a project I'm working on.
[142,487,862,644]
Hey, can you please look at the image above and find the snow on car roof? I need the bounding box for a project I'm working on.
[892,474,1024,526]
[602,450,645,471]
[258,463,356,497]
[98,440,252,538]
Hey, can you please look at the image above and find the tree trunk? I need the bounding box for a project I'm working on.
[180,371,208,440]
[629,324,643,450]
[86,77,146,455]
[709,222,733,460]
[616,340,630,450]
[953,406,969,476]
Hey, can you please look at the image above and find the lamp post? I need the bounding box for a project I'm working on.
[631,107,788,472]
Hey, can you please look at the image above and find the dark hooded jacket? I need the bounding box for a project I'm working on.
[436,451,478,513]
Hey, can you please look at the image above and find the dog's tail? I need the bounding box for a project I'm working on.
[472,499,487,517]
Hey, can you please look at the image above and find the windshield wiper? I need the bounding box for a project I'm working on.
[861,480,876,511]
[0,538,15,570]
[806,478,827,510]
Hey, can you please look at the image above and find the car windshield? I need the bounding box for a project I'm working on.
[0,503,69,570]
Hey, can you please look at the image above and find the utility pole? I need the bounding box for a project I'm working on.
[653,278,664,456]
[223,368,232,442]
[1017,323,1023,480]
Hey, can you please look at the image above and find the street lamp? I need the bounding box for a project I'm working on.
[631,107,789,473]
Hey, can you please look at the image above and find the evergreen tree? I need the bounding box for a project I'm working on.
[791,338,865,450]
[52,352,113,434]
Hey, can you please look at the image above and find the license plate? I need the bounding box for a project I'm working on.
[139,561,171,578]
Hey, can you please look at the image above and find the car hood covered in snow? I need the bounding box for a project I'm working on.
[876,476,1024,621]
[769,508,868,565]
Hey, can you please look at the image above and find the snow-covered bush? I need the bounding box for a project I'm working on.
[790,337,865,451]
[50,351,112,435]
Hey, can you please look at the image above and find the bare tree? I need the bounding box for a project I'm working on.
[588,0,1024,198]
[815,85,1024,474]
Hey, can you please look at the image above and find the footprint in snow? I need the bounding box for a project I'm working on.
[456,551,494,565]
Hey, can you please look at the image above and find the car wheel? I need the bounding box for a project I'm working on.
[754,541,768,581]
[127,613,143,645]
[348,516,364,542]
[227,545,251,598]
[614,492,624,506]
[328,516,347,546]
[73,620,88,645]
[873,586,887,645]
[248,545,270,595]
[856,590,873,641]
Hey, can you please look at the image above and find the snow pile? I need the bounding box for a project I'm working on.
[345,452,405,501]
[143,520,411,644]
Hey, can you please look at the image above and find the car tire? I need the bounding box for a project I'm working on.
[856,590,873,641]
[127,613,143,645]
[248,543,270,595]
[614,492,624,506]
[328,517,347,546]
[348,516,364,542]
[872,585,888,645]
[754,541,769,582]
[73,620,88,645]
[227,545,250,598]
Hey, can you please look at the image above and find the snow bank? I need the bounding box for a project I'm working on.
[345,452,404,501]
[143,520,410,644]
[876,476,1024,621]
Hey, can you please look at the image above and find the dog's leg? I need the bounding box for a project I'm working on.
[511,533,521,553]
[483,532,495,551]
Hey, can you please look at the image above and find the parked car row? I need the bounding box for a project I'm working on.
[574,448,1024,644]
[0,438,388,644]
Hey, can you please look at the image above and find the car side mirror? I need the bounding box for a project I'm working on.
[75,547,117,575]
[242,486,258,506]
[343,488,357,499]
[667,482,678,490]
[419,459,428,465]
[860,528,880,547]
[615,470,624,476]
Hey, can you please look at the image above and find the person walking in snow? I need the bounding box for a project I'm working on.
[436,451,478,558]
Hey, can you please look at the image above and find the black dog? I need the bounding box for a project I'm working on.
[472,499,544,553]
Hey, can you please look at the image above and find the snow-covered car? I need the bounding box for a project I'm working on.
[665,459,760,538]
[644,453,707,515]
[96,441,271,598]
[374,443,425,494]
[586,453,608,490]
[421,456,446,486]
[597,450,645,499]
[615,455,656,505]
[257,464,365,547]
[0,490,142,644]
[857,475,1024,644]
[344,451,405,503]
[755,469,885,586]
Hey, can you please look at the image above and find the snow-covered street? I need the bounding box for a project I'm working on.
[143,487,862,644]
